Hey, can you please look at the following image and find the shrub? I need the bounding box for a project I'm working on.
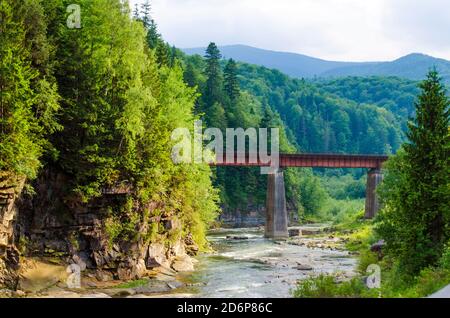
[292,274,379,298]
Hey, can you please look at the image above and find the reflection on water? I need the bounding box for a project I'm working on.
[177,227,357,298]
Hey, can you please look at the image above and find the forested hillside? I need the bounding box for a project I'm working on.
[315,76,419,129]
[184,45,450,83]
[181,48,420,220]
[0,0,218,286]
[235,64,407,154]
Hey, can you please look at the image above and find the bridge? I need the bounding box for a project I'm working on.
[212,153,388,239]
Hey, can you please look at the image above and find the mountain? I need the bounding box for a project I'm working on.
[183,44,370,78]
[182,45,450,82]
[323,53,450,82]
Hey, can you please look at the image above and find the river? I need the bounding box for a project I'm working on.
[175,226,357,298]
[9,225,357,298]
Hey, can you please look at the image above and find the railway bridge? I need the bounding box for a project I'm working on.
[212,153,388,238]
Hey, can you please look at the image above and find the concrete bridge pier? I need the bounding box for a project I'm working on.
[364,168,383,219]
[265,168,289,239]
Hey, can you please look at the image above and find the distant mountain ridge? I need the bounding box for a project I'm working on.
[182,45,450,82]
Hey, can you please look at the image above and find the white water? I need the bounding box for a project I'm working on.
[176,227,357,298]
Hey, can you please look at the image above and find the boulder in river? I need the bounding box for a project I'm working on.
[171,255,194,272]
[95,270,114,282]
[146,243,170,269]
[226,235,249,240]
[295,263,313,271]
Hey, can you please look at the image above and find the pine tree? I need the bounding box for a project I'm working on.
[140,0,152,28]
[139,0,160,49]
[377,70,450,276]
[203,42,223,112]
[147,20,160,50]
[224,59,240,102]
[155,41,170,66]
[133,3,140,19]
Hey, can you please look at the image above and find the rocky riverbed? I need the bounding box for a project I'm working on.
[0,225,357,298]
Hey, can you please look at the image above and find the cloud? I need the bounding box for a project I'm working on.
[129,0,450,61]
[382,0,450,58]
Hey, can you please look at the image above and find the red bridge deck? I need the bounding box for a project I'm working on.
[212,153,388,169]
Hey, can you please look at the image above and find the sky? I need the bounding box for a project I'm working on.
[129,0,450,62]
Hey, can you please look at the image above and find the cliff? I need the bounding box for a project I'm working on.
[0,168,199,289]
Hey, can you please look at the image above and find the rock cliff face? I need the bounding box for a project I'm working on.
[1,168,198,288]
[0,172,25,288]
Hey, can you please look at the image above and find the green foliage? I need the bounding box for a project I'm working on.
[114,278,149,289]
[0,0,219,252]
[293,274,379,298]
[0,0,60,179]
[376,70,450,276]
[439,243,450,269]
[236,63,406,155]
[203,42,224,112]
[182,46,401,221]
[316,76,419,122]
[322,174,366,200]
[224,59,240,102]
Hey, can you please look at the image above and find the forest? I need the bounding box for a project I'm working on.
[0,0,448,299]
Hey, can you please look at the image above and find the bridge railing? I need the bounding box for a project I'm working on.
[209,152,388,169]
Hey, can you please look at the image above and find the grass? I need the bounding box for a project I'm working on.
[293,274,380,298]
[114,278,149,289]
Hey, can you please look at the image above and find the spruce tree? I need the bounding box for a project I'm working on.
[203,42,223,111]
[224,59,240,102]
[377,70,450,275]
[140,0,152,28]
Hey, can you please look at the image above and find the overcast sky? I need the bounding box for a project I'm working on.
[129,0,450,62]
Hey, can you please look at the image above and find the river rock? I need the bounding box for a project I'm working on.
[171,239,186,257]
[295,263,313,271]
[164,218,181,231]
[370,240,385,252]
[226,235,248,240]
[95,270,114,282]
[146,243,170,269]
[183,233,199,256]
[80,293,111,298]
[72,254,87,271]
[301,229,322,236]
[134,280,172,294]
[167,280,184,289]
[117,258,147,280]
[171,255,194,272]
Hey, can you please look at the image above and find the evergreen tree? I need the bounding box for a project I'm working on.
[0,0,59,178]
[203,42,223,112]
[224,59,240,102]
[140,0,152,28]
[184,62,198,88]
[155,41,170,66]
[376,70,450,276]
[147,21,160,50]
[133,3,140,19]
[136,0,160,49]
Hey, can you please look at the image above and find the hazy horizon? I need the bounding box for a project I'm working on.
[181,44,447,63]
[129,0,450,62]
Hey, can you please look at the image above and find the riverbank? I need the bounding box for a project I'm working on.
[0,225,359,298]
[292,218,450,298]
